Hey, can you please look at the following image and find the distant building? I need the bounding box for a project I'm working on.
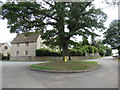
[10,33,47,60]
[0,1,3,6]
[112,49,118,54]
[0,42,11,60]
[0,1,3,19]
[118,1,120,19]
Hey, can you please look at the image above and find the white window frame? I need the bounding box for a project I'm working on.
[25,43,29,47]
[25,51,28,55]
[16,51,19,55]
[17,44,20,47]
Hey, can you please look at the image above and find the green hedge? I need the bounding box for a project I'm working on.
[104,47,112,56]
[97,46,112,57]
[36,48,61,56]
[70,45,98,56]
[98,48,104,57]
[36,45,99,57]
[70,49,85,56]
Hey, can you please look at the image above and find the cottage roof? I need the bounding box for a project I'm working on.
[0,42,10,47]
[0,43,5,47]
[11,33,40,44]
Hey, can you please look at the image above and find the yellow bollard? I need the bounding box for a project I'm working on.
[64,56,67,62]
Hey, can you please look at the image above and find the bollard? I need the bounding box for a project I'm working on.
[63,56,67,62]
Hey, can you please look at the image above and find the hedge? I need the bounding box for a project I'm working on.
[36,46,99,57]
[36,48,61,56]
[69,49,85,56]
[70,45,98,56]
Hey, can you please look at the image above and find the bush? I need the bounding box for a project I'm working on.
[104,47,112,56]
[70,50,77,56]
[69,45,98,56]
[70,49,85,56]
[77,50,83,56]
[36,45,99,57]
[98,48,105,57]
[92,46,98,53]
[36,48,61,56]
[84,45,98,54]
[97,46,112,57]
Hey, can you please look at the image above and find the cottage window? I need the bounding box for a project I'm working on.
[5,46,7,49]
[17,44,20,47]
[25,51,28,55]
[16,51,19,55]
[25,43,29,46]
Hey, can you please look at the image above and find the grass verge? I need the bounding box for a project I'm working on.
[2,60,33,62]
[2,56,102,62]
[112,58,120,61]
[30,60,98,71]
[117,58,120,61]
[79,56,102,60]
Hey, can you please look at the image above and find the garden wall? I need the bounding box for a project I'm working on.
[10,53,100,61]
[0,53,2,60]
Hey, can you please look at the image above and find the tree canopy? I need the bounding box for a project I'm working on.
[104,19,120,55]
[2,1,107,59]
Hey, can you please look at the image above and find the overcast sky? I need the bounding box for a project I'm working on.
[0,0,118,43]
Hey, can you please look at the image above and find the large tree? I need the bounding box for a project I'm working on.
[0,1,3,16]
[104,19,120,55]
[2,1,107,60]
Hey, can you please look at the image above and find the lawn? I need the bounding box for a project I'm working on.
[112,57,120,61]
[2,60,33,62]
[30,60,98,71]
[1,59,39,62]
[118,58,120,60]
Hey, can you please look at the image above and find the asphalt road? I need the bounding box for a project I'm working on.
[1,57,118,88]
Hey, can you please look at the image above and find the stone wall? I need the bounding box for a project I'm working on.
[10,56,32,60]
[0,53,2,60]
[11,42,37,56]
[10,53,100,61]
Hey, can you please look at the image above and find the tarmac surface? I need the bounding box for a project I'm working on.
[1,57,118,88]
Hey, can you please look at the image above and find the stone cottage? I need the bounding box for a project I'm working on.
[10,33,47,60]
[0,42,11,60]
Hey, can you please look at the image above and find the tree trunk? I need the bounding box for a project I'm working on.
[62,43,68,60]
[61,43,71,61]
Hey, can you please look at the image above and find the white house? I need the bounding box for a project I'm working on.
[10,33,47,60]
[118,1,120,19]
[0,42,11,60]
[112,49,118,54]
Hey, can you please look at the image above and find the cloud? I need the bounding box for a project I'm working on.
[0,19,16,43]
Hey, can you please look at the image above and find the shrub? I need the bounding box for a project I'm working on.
[77,50,83,56]
[70,49,85,56]
[92,46,98,53]
[36,45,99,57]
[98,48,105,57]
[36,48,61,56]
[69,45,98,56]
[104,47,112,56]
[87,46,93,54]
[70,50,77,56]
